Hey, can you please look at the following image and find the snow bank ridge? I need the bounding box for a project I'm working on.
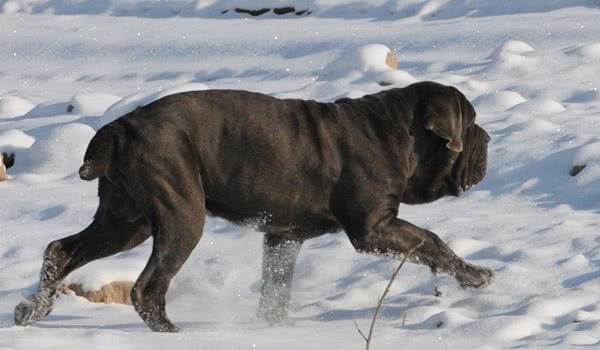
[2,0,598,18]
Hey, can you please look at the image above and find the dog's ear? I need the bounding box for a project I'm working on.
[2,152,15,169]
[457,88,476,130]
[423,91,464,153]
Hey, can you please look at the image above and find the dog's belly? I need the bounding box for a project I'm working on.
[204,194,341,239]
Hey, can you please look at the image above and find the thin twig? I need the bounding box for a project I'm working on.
[354,239,425,350]
[353,319,368,342]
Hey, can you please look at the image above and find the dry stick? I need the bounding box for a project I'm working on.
[355,239,425,350]
[353,319,368,343]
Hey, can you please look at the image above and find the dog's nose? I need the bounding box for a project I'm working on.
[485,134,491,144]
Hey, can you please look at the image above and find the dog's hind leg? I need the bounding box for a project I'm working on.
[257,234,303,325]
[14,211,151,327]
[130,189,205,333]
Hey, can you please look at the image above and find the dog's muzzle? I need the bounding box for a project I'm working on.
[452,124,489,196]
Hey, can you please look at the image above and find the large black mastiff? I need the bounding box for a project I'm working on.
[15,81,493,332]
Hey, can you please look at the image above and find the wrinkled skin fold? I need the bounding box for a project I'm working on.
[15,81,493,332]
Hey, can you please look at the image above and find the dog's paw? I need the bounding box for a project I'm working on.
[14,295,55,326]
[455,262,495,289]
[256,310,295,327]
[139,310,180,333]
[257,301,293,327]
[14,300,38,326]
[147,320,180,333]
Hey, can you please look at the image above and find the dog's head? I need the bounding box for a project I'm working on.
[403,82,489,204]
[0,152,15,181]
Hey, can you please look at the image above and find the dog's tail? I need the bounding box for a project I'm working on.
[79,125,118,181]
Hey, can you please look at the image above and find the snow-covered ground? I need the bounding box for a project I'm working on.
[1,1,600,349]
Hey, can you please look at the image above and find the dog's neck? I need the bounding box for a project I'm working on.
[351,87,419,133]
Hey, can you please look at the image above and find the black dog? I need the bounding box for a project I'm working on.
[15,81,493,332]
[0,152,15,181]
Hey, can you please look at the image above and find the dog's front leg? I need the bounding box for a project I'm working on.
[347,215,494,289]
[257,234,303,325]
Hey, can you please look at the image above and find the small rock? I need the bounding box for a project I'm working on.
[235,8,270,16]
[570,164,586,176]
[386,50,398,70]
[64,281,135,304]
[273,7,295,15]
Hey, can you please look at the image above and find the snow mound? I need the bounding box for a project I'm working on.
[508,98,566,114]
[565,89,600,103]
[495,316,541,340]
[571,142,600,184]
[448,238,494,256]
[525,295,590,318]
[577,43,600,60]
[564,334,599,346]
[421,311,472,329]
[573,310,600,322]
[378,69,417,86]
[0,0,20,14]
[99,83,209,126]
[69,93,121,116]
[486,40,537,74]
[24,101,71,118]
[318,44,410,85]
[473,90,527,112]
[518,119,561,135]
[0,129,35,150]
[560,254,589,270]
[488,40,535,59]
[24,123,95,177]
[572,142,600,168]
[0,97,35,118]
[455,78,489,96]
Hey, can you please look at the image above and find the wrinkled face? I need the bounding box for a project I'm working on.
[402,83,489,204]
[448,124,489,196]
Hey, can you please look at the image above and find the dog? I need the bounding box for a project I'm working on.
[15,81,493,332]
[0,152,15,182]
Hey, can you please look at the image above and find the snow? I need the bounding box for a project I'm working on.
[318,44,416,86]
[99,82,209,126]
[68,93,121,116]
[0,97,35,119]
[485,40,539,75]
[577,42,600,60]
[1,1,600,349]
[2,0,599,19]
[473,91,527,113]
[0,129,35,150]
[507,98,566,115]
[23,123,95,179]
